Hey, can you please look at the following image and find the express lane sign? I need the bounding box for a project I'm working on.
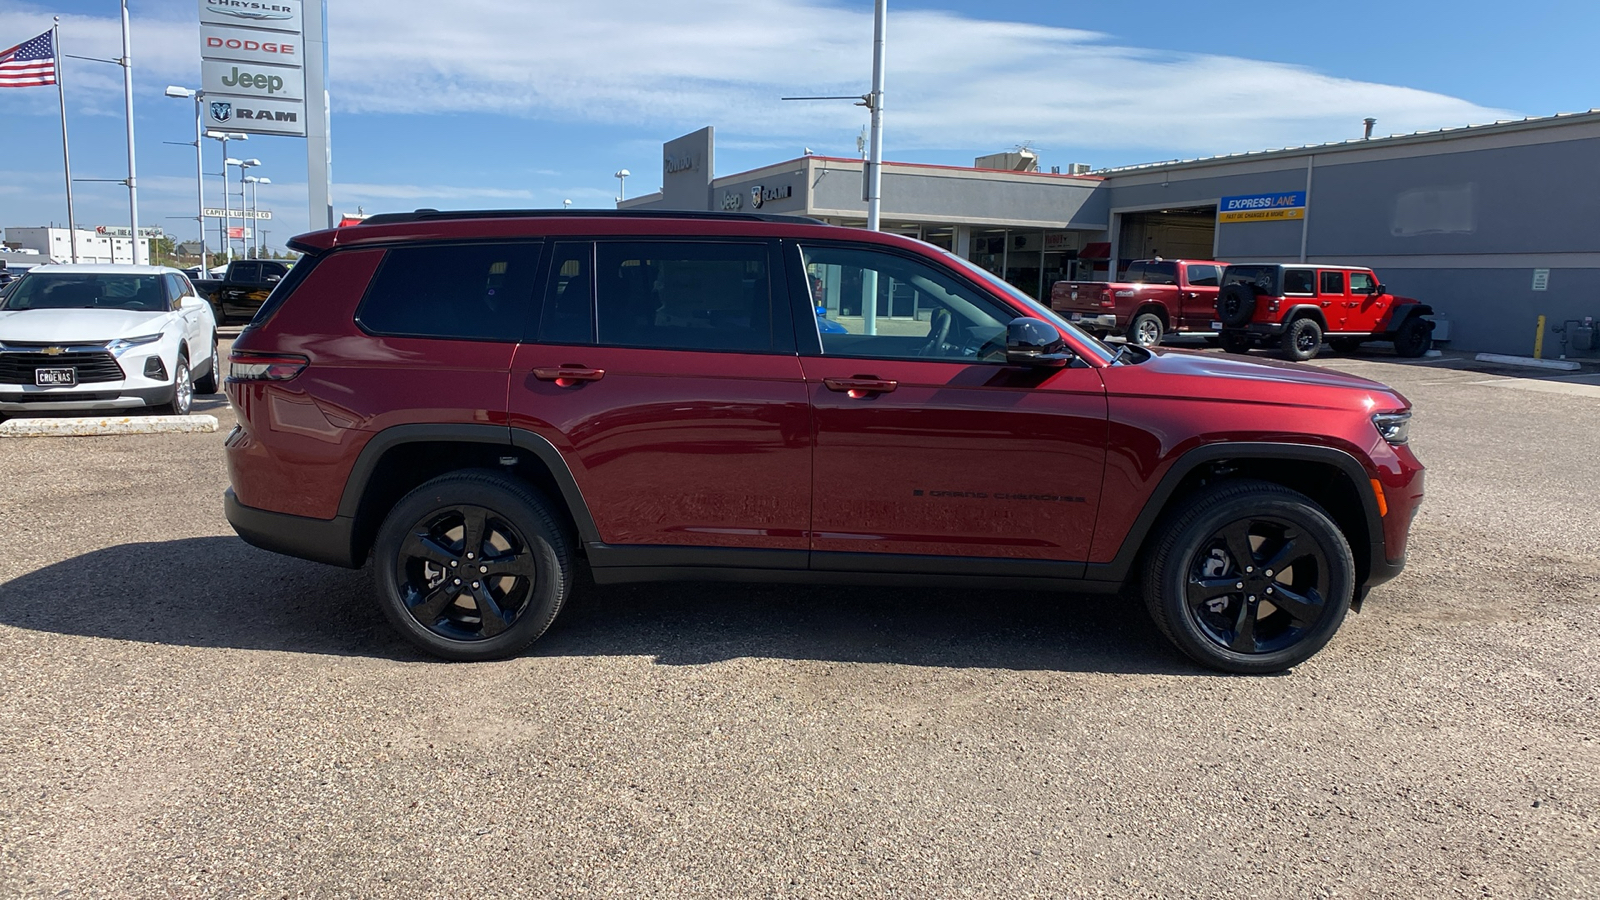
[1217,191,1307,223]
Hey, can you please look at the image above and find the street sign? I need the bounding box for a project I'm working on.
[199,0,307,138]
[202,208,273,220]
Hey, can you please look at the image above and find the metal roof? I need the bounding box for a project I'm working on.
[1096,108,1600,175]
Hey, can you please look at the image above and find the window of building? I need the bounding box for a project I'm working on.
[358,241,541,341]
[592,242,773,353]
[1320,271,1346,295]
[1283,268,1316,295]
[801,244,1012,363]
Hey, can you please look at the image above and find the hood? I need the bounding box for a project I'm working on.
[1107,346,1408,410]
[0,308,171,344]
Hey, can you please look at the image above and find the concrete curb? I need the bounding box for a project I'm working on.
[0,414,220,438]
[1473,353,1582,371]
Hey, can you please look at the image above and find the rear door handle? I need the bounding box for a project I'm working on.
[824,376,897,399]
[533,366,605,387]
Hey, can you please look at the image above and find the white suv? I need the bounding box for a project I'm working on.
[0,264,219,416]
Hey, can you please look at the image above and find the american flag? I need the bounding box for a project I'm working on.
[0,30,57,89]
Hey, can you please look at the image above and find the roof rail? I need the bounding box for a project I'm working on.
[356,208,826,226]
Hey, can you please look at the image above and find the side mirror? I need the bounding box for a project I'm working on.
[1005,317,1073,368]
[1373,283,1386,295]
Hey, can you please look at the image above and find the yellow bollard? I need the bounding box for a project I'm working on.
[1534,315,1546,359]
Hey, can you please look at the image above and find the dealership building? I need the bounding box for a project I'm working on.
[622,114,1600,357]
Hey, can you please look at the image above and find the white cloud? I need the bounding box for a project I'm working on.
[326,0,1514,157]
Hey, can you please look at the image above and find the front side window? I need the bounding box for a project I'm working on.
[801,244,1013,363]
[1320,271,1346,295]
[594,241,773,353]
[358,241,541,341]
[1283,268,1316,295]
[232,262,261,283]
[1349,271,1375,294]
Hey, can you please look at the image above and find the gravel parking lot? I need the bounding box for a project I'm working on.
[1,345,1596,898]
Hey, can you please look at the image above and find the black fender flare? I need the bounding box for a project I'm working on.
[1082,441,1384,586]
[335,423,603,545]
[1281,305,1329,329]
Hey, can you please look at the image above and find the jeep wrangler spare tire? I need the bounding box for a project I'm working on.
[1217,283,1258,328]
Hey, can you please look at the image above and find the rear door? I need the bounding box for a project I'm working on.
[1318,269,1349,332]
[220,261,260,320]
[795,241,1107,567]
[507,238,811,558]
[1180,263,1221,331]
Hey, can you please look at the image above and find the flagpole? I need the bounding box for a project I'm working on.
[119,0,140,264]
[53,17,78,264]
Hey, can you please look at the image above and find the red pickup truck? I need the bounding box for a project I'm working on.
[1050,259,1226,347]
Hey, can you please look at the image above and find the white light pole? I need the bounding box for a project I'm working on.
[119,0,141,262]
[208,131,247,266]
[614,169,630,203]
[238,158,261,259]
[865,0,887,234]
[244,176,270,257]
[165,86,205,264]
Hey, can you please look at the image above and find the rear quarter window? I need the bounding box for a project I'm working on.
[1282,269,1316,295]
[357,242,543,341]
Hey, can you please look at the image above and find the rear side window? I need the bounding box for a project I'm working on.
[1142,261,1178,285]
[1186,265,1220,287]
[594,241,774,353]
[1222,265,1279,294]
[359,242,541,341]
[1121,262,1144,282]
[1320,271,1346,295]
[1283,269,1315,295]
[232,262,261,282]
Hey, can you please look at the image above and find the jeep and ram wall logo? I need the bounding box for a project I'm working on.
[749,184,793,209]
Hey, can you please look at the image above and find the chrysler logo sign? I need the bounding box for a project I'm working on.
[205,1,295,21]
[664,154,697,175]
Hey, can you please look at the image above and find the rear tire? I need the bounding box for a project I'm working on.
[1142,479,1355,674]
[1219,331,1253,354]
[1130,312,1165,348]
[1393,316,1433,358]
[1281,318,1323,361]
[373,470,572,661]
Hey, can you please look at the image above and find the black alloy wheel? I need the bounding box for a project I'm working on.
[1281,318,1323,362]
[1393,316,1433,358]
[373,471,571,661]
[1143,479,1354,673]
[1130,312,1165,348]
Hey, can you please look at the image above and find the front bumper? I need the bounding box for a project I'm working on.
[0,383,176,412]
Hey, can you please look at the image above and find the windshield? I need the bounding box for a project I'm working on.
[939,250,1116,364]
[2,273,169,312]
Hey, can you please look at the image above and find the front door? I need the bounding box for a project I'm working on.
[796,242,1108,564]
[507,239,811,554]
[1347,270,1388,333]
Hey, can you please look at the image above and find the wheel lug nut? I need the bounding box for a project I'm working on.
[479,565,488,573]
[450,560,458,567]
[1265,569,1274,578]
[1235,582,1244,589]
[1245,566,1254,573]
[472,582,480,589]
[1266,587,1274,594]
[467,553,475,560]
[1247,595,1257,603]
[453,578,461,585]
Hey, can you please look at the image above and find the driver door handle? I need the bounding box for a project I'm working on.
[533,366,605,387]
[824,376,897,399]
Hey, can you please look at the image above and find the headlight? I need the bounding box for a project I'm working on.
[1372,411,1411,445]
[106,333,164,355]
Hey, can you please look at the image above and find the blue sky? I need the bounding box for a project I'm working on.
[0,0,1592,253]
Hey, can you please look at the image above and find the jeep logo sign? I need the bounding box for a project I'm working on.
[202,59,305,102]
[198,0,308,137]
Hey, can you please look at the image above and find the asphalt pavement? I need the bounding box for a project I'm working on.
[0,346,1595,898]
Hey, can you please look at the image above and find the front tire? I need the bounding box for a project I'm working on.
[160,356,193,415]
[1393,316,1433,358]
[1281,318,1323,361]
[373,471,572,661]
[1142,479,1355,674]
[194,336,220,394]
[1130,312,1165,348]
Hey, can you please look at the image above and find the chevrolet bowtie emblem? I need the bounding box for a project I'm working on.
[42,346,65,356]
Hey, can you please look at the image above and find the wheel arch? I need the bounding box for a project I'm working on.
[1282,305,1328,330]
[1133,302,1170,327]
[1087,442,1383,596]
[337,424,601,566]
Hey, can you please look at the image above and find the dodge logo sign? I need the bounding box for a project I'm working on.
[210,101,232,122]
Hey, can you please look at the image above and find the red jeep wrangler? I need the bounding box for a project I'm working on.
[1050,258,1226,348]
[1215,264,1434,361]
[223,210,1424,673]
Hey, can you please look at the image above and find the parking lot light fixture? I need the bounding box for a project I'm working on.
[206,132,247,263]
[165,85,207,263]
[614,169,630,203]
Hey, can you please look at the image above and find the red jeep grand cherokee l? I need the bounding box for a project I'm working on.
[223,210,1424,673]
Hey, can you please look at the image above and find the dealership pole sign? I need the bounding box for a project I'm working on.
[199,1,307,137]
[1217,191,1307,223]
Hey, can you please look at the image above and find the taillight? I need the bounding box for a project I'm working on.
[229,351,308,382]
